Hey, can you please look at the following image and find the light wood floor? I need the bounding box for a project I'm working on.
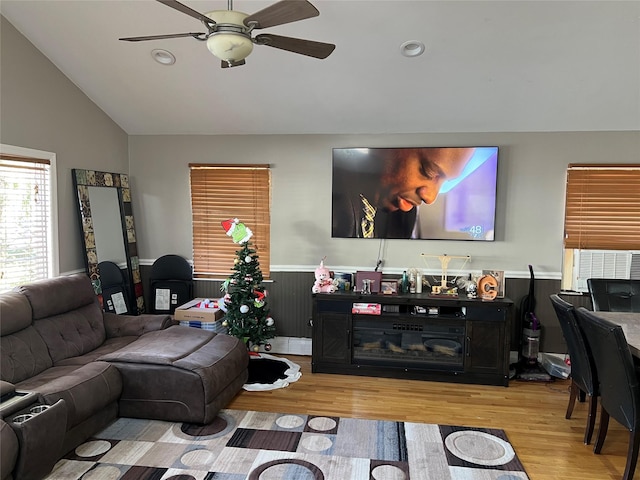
[227,355,631,480]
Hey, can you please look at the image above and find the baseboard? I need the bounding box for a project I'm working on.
[260,336,312,356]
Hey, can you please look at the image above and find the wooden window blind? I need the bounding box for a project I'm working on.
[564,164,640,250]
[0,154,52,291]
[189,164,271,278]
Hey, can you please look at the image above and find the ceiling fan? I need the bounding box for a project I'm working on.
[120,0,336,68]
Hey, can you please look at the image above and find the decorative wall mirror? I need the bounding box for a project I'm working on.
[72,169,145,313]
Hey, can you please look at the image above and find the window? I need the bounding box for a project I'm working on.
[189,164,271,279]
[0,145,58,291]
[562,164,640,291]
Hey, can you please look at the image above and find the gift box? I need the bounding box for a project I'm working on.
[174,298,224,323]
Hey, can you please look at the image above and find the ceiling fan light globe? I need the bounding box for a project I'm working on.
[205,10,253,63]
[207,33,253,62]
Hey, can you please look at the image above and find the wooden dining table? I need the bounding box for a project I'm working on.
[594,311,640,357]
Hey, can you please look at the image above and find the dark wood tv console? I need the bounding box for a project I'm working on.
[312,292,513,387]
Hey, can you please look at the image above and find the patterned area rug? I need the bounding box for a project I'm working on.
[45,409,529,480]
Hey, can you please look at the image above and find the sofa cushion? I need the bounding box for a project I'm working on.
[1,326,53,384]
[15,274,97,320]
[99,326,217,365]
[32,303,107,363]
[54,336,139,367]
[0,292,32,336]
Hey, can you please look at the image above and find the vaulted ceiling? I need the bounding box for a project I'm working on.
[2,0,638,135]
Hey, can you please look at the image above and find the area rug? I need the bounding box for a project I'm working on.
[45,409,529,480]
[243,353,302,391]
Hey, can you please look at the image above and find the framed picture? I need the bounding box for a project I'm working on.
[333,272,353,291]
[355,271,383,293]
[381,280,398,295]
[482,270,505,298]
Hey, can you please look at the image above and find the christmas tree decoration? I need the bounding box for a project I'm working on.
[253,290,266,308]
[221,218,253,244]
[265,343,272,352]
[220,219,276,351]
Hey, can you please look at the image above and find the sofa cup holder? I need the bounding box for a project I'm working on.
[12,414,33,424]
[30,404,50,414]
[11,404,51,424]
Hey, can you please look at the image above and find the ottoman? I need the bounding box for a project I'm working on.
[99,325,249,424]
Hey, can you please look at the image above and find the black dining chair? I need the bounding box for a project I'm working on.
[587,278,640,312]
[149,254,194,314]
[550,294,598,444]
[98,260,132,315]
[574,307,640,480]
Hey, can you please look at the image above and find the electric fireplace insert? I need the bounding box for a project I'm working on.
[352,315,466,371]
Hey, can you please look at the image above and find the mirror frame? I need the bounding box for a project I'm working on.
[72,169,145,313]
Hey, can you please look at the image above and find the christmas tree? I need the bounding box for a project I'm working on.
[220,219,276,352]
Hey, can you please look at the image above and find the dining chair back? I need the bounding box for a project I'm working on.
[575,306,640,480]
[98,260,132,315]
[550,294,598,444]
[587,278,640,312]
[149,254,194,314]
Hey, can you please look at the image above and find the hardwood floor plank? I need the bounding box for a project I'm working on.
[227,355,630,480]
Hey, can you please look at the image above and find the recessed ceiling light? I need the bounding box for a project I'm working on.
[151,49,176,65]
[400,40,426,58]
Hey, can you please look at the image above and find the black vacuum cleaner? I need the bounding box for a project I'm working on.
[515,265,552,381]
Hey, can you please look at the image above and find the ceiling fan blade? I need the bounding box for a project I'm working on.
[244,0,319,29]
[221,59,246,68]
[255,34,335,59]
[119,32,205,42]
[156,0,215,25]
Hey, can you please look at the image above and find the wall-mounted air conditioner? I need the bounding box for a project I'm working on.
[572,250,640,292]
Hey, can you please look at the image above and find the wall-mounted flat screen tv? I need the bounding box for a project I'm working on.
[332,146,498,240]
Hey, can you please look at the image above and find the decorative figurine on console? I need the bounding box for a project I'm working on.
[312,257,337,294]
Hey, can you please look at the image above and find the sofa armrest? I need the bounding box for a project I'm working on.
[104,312,176,338]
[1,419,19,480]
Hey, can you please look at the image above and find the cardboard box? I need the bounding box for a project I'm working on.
[174,298,224,322]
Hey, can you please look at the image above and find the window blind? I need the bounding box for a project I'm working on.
[564,164,640,250]
[0,155,52,290]
[189,164,271,278]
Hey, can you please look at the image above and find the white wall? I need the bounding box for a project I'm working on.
[0,16,129,274]
[129,131,639,279]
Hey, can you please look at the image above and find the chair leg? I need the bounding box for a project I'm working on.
[594,406,610,454]
[566,380,579,419]
[579,389,587,403]
[584,394,597,445]
[623,430,640,480]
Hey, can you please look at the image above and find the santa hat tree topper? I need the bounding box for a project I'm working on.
[220,218,275,352]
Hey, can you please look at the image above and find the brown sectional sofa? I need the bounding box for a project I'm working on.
[0,274,249,480]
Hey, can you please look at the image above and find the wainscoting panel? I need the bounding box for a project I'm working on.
[140,266,316,339]
[140,266,590,355]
